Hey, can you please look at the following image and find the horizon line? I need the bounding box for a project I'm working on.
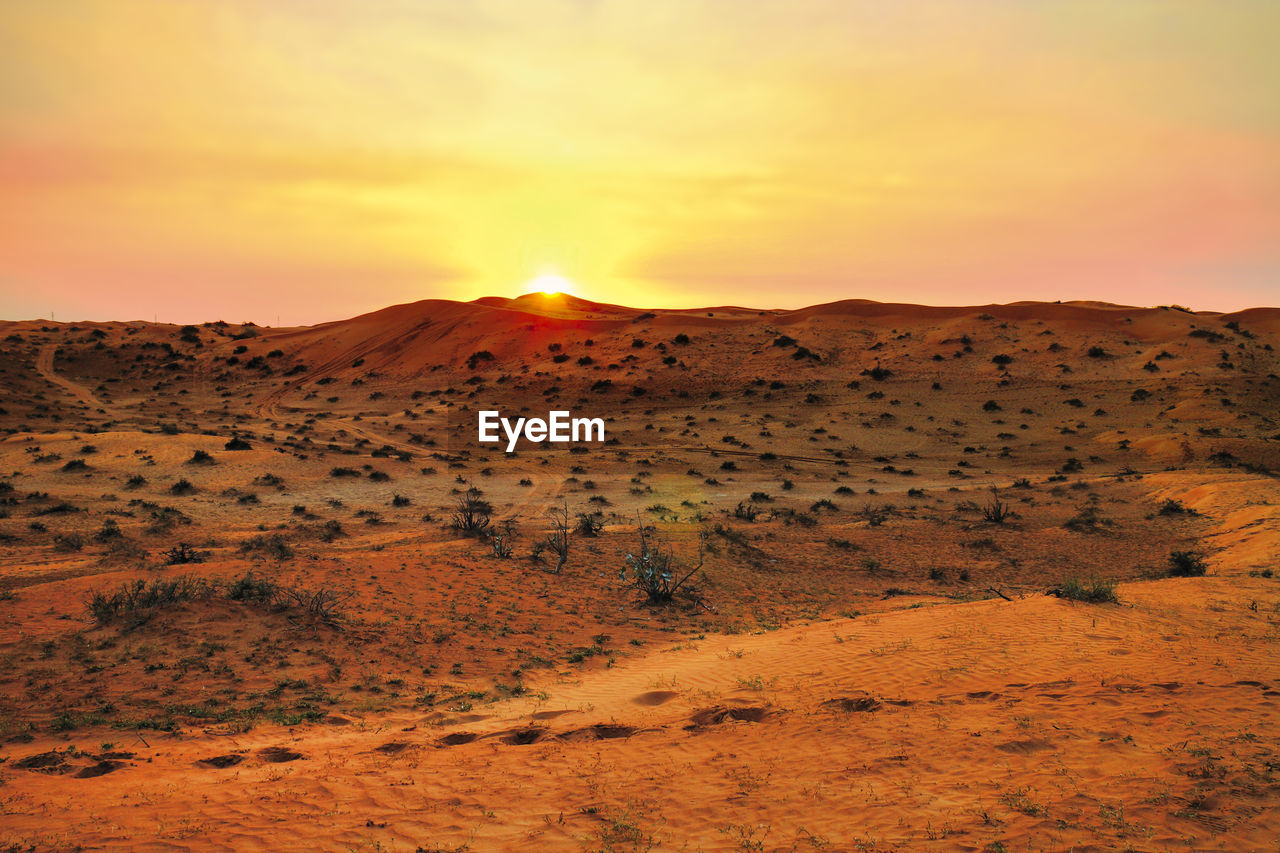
[3,292,1275,329]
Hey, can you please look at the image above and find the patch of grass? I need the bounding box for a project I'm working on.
[1053,575,1118,604]
[88,572,349,628]
[88,575,216,624]
[240,533,293,560]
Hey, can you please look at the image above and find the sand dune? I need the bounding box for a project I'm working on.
[1,297,1277,850]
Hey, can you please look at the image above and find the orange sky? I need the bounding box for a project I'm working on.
[2,1,1278,323]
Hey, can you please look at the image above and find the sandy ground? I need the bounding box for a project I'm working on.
[1,296,1278,851]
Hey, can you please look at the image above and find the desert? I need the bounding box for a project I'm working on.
[4,2,1279,849]
[0,294,1277,851]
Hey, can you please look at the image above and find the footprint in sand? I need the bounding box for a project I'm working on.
[687,706,770,728]
[439,732,478,746]
[198,754,246,769]
[75,760,125,778]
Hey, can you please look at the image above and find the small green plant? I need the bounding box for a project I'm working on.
[621,518,704,604]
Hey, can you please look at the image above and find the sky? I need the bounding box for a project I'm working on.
[1,0,1277,324]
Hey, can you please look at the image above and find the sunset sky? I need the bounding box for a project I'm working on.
[2,1,1277,324]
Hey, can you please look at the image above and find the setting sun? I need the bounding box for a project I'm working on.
[526,273,576,297]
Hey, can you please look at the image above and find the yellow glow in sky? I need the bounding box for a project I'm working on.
[527,273,576,297]
[1,1,1278,322]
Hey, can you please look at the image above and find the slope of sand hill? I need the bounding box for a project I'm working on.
[0,297,1278,851]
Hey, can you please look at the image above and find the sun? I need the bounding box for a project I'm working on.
[526,272,576,296]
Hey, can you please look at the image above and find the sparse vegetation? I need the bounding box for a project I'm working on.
[450,485,492,536]
[620,519,705,604]
[1168,550,1208,577]
[1052,575,1119,604]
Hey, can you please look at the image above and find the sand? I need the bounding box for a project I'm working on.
[1,296,1277,851]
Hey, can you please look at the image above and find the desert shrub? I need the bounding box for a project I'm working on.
[93,520,123,543]
[1168,550,1207,577]
[490,521,515,558]
[125,475,147,489]
[35,501,80,516]
[169,479,196,496]
[1064,503,1110,532]
[240,533,293,560]
[575,512,604,537]
[224,571,265,603]
[224,436,252,450]
[1054,575,1119,604]
[60,459,90,472]
[982,488,1013,524]
[860,504,890,527]
[620,523,704,604]
[732,501,759,522]
[88,572,349,628]
[162,543,205,565]
[1086,346,1109,358]
[186,450,215,466]
[316,519,346,542]
[88,575,215,624]
[274,586,350,626]
[54,533,85,552]
[1157,498,1195,516]
[145,505,191,534]
[450,485,492,536]
[330,467,360,478]
[391,493,411,507]
[534,501,571,573]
